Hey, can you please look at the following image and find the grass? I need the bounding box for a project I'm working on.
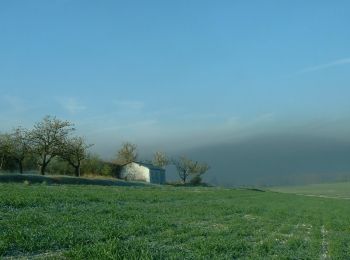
[270,181,350,198]
[1,181,350,259]
[0,173,149,187]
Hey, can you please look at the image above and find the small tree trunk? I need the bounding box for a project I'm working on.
[74,166,80,177]
[40,155,46,175]
[19,160,23,174]
[182,171,187,184]
[40,163,47,175]
[0,155,4,170]
[78,161,81,177]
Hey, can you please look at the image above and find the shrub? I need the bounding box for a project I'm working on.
[190,175,202,185]
[101,164,112,176]
[46,157,74,175]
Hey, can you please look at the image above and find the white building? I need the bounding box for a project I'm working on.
[119,162,166,184]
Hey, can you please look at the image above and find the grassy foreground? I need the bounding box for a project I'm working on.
[1,183,350,259]
[0,173,149,187]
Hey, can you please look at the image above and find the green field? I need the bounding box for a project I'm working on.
[1,181,350,259]
[271,181,350,199]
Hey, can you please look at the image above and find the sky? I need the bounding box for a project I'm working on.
[1,1,350,184]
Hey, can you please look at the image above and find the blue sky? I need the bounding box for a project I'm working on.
[1,1,350,157]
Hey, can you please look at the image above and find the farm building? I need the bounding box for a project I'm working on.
[119,161,166,184]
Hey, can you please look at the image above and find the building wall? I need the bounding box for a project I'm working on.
[120,163,150,182]
[149,169,166,184]
[119,162,166,184]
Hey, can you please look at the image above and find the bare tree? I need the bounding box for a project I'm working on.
[195,162,210,177]
[172,156,198,184]
[115,142,138,165]
[29,116,75,175]
[61,136,92,177]
[190,162,210,185]
[152,151,169,168]
[173,156,210,184]
[8,127,30,174]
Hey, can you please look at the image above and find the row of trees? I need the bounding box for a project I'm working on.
[0,116,91,176]
[0,116,210,184]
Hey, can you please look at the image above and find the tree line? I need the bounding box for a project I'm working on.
[0,116,90,176]
[0,116,210,184]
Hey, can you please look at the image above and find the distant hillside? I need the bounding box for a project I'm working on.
[178,133,350,186]
[270,182,350,198]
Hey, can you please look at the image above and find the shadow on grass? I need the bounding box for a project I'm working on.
[0,173,150,187]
